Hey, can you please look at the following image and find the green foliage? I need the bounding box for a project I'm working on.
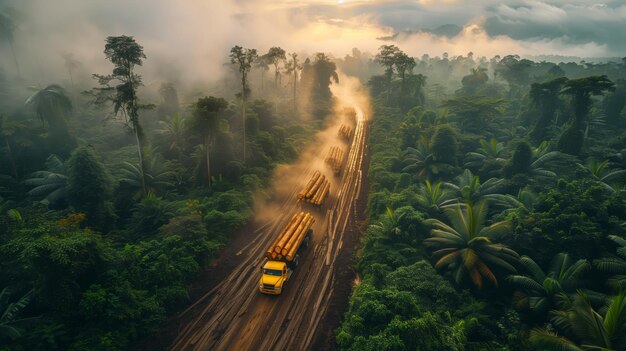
[424,201,519,288]
[558,76,615,155]
[24,155,68,207]
[506,141,533,176]
[67,147,115,230]
[0,287,36,342]
[464,138,507,178]
[128,192,175,238]
[337,261,469,351]
[442,96,506,133]
[507,253,590,315]
[529,77,567,143]
[530,291,626,351]
[507,179,624,261]
[431,124,459,166]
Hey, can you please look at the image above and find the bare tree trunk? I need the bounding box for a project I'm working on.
[134,126,147,196]
[242,101,246,162]
[293,70,297,115]
[242,74,247,163]
[205,135,211,188]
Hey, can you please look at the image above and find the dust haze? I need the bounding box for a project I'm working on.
[2,0,619,95]
[252,70,370,224]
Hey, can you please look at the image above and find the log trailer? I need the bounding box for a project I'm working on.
[338,124,354,140]
[297,170,330,207]
[259,212,315,295]
[325,146,345,175]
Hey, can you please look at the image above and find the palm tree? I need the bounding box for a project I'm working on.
[424,201,520,288]
[415,180,455,215]
[0,288,37,341]
[577,158,626,192]
[118,151,175,198]
[442,169,504,207]
[369,207,404,239]
[24,84,72,129]
[530,291,626,351]
[23,155,68,206]
[506,141,561,179]
[594,235,626,289]
[489,187,538,214]
[507,253,590,314]
[402,137,450,180]
[156,113,187,156]
[464,138,507,176]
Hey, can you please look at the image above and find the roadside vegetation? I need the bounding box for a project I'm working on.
[0,36,339,350]
[337,46,626,350]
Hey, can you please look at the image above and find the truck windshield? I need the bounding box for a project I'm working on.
[263,269,283,276]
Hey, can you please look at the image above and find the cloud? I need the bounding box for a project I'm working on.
[483,1,626,55]
[0,0,623,89]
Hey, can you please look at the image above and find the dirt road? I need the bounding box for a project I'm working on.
[168,104,368,351]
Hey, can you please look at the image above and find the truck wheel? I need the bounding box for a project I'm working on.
[303,236,310,248]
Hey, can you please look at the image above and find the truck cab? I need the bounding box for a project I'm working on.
[259,260,291,295]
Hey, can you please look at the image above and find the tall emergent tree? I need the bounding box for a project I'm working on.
[254,54,270,91]
[528,77,567,143]
[393,51,416,91]
[87,35,151,195]
[190,96,228,187]
[229,45,258,162]
[557,75,614,155]
[265,46,286,87]
[285,52,302,114]
[375,44,400,101]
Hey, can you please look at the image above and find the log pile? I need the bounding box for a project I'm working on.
[297,170,330,206]
[325,146,344,175]
[338,124,354,140]
[265,211,315,261]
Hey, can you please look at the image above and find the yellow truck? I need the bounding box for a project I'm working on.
[259,212,314,295]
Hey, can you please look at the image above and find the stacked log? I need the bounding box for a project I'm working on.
[338,124,354,140]
[324,146,344,175]
[265,211,315,261]
[298,170,330,206]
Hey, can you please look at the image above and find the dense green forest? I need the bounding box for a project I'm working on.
[3,10,626,350]
[336,46,626,350]
[0,34,344,350]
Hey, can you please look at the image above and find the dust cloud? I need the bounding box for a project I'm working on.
[252,70,370,225]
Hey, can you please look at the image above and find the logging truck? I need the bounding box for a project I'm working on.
[259,212,315,295]
[325,146,345,175]
[297,170,330,207]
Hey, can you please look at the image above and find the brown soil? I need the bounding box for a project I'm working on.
[309,143,370,351]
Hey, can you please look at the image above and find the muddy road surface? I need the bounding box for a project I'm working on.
[169,94,369,351]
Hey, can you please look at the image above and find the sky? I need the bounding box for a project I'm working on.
[1,0,625,84]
